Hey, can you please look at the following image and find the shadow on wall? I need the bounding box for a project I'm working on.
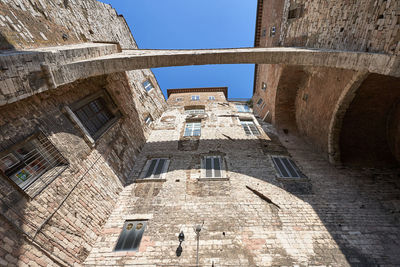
[0,73,150,265]
[120,132,400,266]
[0,32,15,51]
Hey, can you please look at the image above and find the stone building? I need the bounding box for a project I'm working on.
[0,0,399,266]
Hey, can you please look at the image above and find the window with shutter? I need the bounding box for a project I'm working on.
[240,120,260,136]
[271,156,304,178]
[142,158,170,179]
[184,122,201,136]
[114,220,147,251]
[202,156,222,178]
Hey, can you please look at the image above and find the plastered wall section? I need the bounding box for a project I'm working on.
[0,70,166,266]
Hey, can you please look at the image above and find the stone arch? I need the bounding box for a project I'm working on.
[273,66,308,134]
[328,72,369,164]
[337,74,400,167]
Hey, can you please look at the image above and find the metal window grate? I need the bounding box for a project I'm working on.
[271,156,303,178]
[75,97,114,136]
[115,220,147,251]
[0,132,68,193]
[203,156,222,178]
[240,120,260,136]
[184,122,201,136]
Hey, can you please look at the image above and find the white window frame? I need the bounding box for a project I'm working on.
[201,156,225,179]
[191,95,200,101]
[208,96,215,100]
[184,122,201,136]
[240,120,260,136]
[142,80,154,92]
[236,104,250,113]
[140,158,170,179]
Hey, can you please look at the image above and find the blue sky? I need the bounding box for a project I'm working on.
[99,0,257,99]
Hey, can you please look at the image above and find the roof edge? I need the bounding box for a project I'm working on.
[167,87,228,98]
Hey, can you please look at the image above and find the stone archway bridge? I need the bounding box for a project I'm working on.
[0,42,399,105]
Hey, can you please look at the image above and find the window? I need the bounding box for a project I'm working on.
[67,90,121,141]
[184,122,201,136]
[240,120,260,136]
[262,82,267,91]
[176,97,183,101]
[142,80,154,92]
[0,132,68,195]
[185,109,205,115]
[115,220,147,251]
[236,104,250,113]
[141,158,170,179]
[257,98,263,106]
[145,115,153,126]
[261,28,267,37]
[209,96,215,100]
[270,26,276,37]
[271,156,304,178]
[202,156,222,178]
[191,95,200,101]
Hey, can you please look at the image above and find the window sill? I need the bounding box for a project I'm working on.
[197,177,229,181]
[134,178,166,183]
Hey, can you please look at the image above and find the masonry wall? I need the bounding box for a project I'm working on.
[84,91,400,266]
[0,68,165,265]
[0,0,136,50]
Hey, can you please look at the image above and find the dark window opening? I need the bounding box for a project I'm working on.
[271,156,304,178]
[115,220,147,251]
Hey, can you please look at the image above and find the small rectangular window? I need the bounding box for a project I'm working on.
[184,122,201,136]
[185,109,205,115]
[145,115,153,126]
[142,158,170,179]
[270,26,276,37]
[209,96,215,100]
[236,104,250,113]
[142,80,154,92]
[176,97,183,101]
[191,95,200,101]
[262,82,267,91]
[257,98,263,106]
[202,156,222,178]
[240,120,260,136]
[271,156,303,178]
[114,220,147,251]
[0,132,68,194]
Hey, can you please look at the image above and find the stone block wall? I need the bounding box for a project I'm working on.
[0,67,165,265]
[0,0,136,50]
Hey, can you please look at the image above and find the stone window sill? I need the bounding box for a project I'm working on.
[134,178,166,183]
[197,177,229,181]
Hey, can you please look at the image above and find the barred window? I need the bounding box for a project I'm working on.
[0,132,68,196]
[202,156,222,178]
[236,104,250,113]
[271,156,304,178]
[68,90,121,141]
[141,158,170,179]
[142,80,154,92]
[115,220,147,251]
[240,120,260,136]
[184,122,201,136]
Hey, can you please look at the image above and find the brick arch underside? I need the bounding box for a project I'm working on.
[339,74,400,167]
[273,66,307,133]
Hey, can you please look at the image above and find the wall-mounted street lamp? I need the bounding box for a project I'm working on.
[194,222,204,267]
[176,231,184,257]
